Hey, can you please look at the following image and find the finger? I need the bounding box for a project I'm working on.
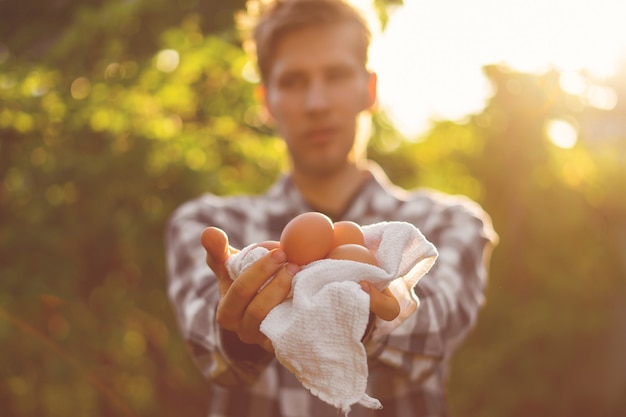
[239,262,299,343]
[201,227,236,296]
[217,248,288,328]
[360,281,400,321]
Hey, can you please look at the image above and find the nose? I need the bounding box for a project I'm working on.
[305,78,330,113]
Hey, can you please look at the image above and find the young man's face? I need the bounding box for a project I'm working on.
[263,23,376,177]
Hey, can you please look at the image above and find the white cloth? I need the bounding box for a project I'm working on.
[225,221,438,414]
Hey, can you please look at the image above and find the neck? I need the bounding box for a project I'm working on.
[291,162,369,221]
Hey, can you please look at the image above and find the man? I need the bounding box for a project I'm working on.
[165,0,498,416]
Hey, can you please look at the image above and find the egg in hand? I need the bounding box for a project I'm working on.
[279,213,379,267]
[280,212,334,265]
[331,220,365,248]
[326,243,378,266]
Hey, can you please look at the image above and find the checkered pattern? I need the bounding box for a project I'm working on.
[165,165,497,417]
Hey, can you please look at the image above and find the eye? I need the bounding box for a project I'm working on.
[278,73,306,90]
[327,67,353,82]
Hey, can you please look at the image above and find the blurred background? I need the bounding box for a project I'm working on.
[1,1,625,416]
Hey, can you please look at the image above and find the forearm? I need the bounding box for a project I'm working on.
[364,213,496,380]
[165,212,273,386]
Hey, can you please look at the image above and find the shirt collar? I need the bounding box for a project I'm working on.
[267,161,399,221]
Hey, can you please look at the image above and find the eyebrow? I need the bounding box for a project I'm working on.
[275,61,358,79]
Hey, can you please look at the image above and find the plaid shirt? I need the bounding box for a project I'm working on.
[165,165,497,417]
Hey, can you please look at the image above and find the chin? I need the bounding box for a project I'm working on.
[302,159,353,177]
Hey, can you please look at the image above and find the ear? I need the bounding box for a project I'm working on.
[365,71,378,110]
[256,84,267,107]
[256,84,276,125]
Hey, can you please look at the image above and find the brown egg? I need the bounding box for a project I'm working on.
[332,221,365,248]
[280,212,334,265]
[326,243,378,266]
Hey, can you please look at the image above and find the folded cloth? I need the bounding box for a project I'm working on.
[225,221,438,415]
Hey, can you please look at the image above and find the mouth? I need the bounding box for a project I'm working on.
[305,126,338,144]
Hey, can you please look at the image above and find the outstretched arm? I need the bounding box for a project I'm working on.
[364,200,498,380]
[166,204,410,386]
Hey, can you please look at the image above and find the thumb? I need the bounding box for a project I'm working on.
[201,227,236,297]
[360,281,400,322]
[201,227,230,268]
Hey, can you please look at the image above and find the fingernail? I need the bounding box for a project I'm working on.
[271,249,287,263]
[286,263,300,276]
[360,281,370,293]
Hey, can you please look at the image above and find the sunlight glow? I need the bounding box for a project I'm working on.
[155,49,180,73]
[70,77,91,100]
[546,119,578,149]
[368,0,626,137]
[559,72,587,96]
[586,85,618,111]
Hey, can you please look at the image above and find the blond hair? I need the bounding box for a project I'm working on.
[238,0,372,83]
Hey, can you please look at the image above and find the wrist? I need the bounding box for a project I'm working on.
[220,327,273,363]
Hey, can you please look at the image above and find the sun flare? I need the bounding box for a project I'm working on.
[362,0,626,137]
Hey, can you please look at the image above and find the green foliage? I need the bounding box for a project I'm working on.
[1,1,282,416]
[2,2,626,417]
[371,65,626,417]
[462,66,626,417]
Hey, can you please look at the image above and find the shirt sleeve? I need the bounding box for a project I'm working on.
[164,197,273,387]
[364,196,498,381]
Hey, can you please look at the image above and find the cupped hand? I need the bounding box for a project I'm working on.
[200,227,299,352]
